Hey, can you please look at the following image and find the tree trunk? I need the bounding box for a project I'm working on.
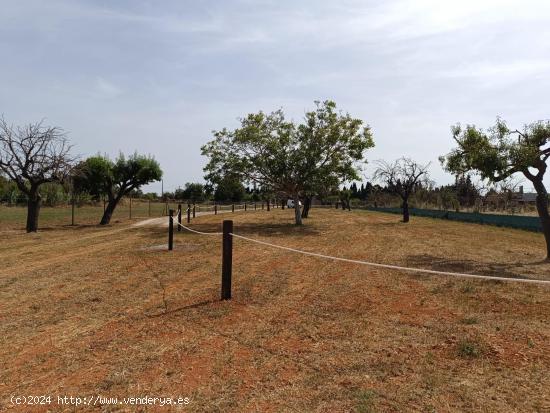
[301,196,312,218]
[294,194,302,225]
[100,196,120,225]
[532,179,550,259]
[402,200,410,223]
[26,192,41,232]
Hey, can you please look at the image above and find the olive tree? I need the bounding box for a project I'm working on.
[0,118,75,232]
[201,100,374,225]
[373,157,431,222]
[440,118,550,258]
[73,153,162,225]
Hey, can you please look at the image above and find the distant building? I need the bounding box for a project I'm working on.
[484,186,538,210]
[512,186,537,205]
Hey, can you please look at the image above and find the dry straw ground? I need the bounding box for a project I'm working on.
[0,208,549,412]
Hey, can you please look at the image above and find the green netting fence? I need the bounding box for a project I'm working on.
[366,207,542,232]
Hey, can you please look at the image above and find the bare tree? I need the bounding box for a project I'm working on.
[0,118,74,232]
[373,157,431,222]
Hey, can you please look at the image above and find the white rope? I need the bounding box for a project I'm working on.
[176,221,222,236]
[230,233,550,286]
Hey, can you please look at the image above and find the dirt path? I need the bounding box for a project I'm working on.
[132,207,249,228]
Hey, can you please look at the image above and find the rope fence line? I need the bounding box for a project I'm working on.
[166,201,550,299]
[229,233,550,286]
[171,217,550,288]
[176,221,222,236]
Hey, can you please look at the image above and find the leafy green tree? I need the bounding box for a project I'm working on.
[0,175,19,202]
[41,182,69,207]
[73,153,162,225]
[176,182,206,203]
[437,187,460,211]
[202,100,374,225]
[440,118,550,258]
[143,192,158,200]
[339,188,352,210]
[213,175,246,202]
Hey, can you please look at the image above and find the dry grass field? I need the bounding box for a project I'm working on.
[1,208,549,412]
[0,200,177,230]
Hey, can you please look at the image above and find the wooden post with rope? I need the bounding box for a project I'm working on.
[168,209,174,251]
[221,220,233,300]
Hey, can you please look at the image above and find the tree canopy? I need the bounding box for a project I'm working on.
[175,182,207,203]
[201,100,374,224]
[73,153,162,225]
[213,175,246,203]
[440,118,550,258]
[441,119,550,182]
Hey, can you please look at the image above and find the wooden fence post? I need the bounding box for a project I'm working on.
[168,209,174,251]
[215,204,218,215]
[254,202,257,210]
[193,204,196,218]
[245,203,247,212]
[232,204,235,213]
[267,200,270,211]
[187,203,191,223]
[221,220,233,300]
[177,204,182,232]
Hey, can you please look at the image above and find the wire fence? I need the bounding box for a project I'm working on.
[0,198,279,229]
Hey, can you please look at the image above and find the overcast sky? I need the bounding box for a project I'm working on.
[1,0,549,193]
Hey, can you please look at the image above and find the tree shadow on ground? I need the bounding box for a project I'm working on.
[145,299,218,318]
[405,253,546,280]
[13,224,109,232]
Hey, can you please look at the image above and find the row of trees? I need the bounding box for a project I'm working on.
[0,118,162,231]
[344,174,479,209]
[200,105,550,258]
[4,103,550,259]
